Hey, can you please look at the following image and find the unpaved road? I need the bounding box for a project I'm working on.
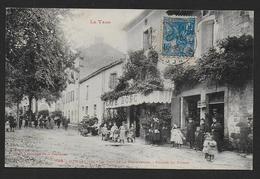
[5,128,253,169]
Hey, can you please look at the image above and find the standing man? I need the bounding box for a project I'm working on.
[211,117,223,152]
[56,116,61,128]
[186,117,196,149]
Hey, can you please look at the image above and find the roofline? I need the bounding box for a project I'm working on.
[122,10,153,31]
[79,59,124,84]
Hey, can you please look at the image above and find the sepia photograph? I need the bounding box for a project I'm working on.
[4,8,254,170]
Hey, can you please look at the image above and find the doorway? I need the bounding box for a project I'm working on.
[207,91,225,138]
[183,95,201,126]
[130,106,140,137]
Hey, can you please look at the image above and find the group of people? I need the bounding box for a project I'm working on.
[5,112,70,131]
[100,121,136,143]
[36,115,70,130]
[170,113,224,162]
[5,113,16,132]
[144,117,170,145]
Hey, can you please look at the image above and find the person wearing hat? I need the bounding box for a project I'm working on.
[186,117,196,149]
[211,117,223,152]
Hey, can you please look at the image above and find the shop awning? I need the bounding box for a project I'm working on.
[104,90,173,109]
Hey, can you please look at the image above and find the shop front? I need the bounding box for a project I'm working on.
[104,90,172,139]
[171,84,228,138]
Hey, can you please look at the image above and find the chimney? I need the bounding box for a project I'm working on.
[94,37,104,44]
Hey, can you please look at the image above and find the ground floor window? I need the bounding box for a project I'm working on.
[180,91,225,138]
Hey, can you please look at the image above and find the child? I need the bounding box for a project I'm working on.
[203,133,218,162]
[101,124,109,141]
[110,123,118,141]
[194,126,202,151]
[119,122,126,143]
[5,120,10,132]
[170,124,185,148]
[113,128,120,142]
[127,123,136,143]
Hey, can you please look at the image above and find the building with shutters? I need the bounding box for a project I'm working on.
[79,59,124,124]
[59,56,81,124]
[168,10,254,141]
[120,9,253,142]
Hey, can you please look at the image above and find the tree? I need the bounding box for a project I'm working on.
[5,8,76,120]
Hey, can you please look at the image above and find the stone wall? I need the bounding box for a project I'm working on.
[226,81,253,136]
[215,10,254,41]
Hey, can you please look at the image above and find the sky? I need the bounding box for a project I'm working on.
[60,9,144,53]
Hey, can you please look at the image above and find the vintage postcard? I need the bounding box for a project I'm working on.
[5,8,253,170]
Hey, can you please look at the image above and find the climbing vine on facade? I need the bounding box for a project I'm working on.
[101,49,163,101]
[164,34,253,95]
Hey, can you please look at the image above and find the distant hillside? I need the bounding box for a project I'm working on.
[77,42,125,80]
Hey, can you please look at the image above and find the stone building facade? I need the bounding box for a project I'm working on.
[123,10,253,141]
[59,57,81,124]
[79,60,124,124]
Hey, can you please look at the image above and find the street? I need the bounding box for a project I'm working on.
[5,128,253,169]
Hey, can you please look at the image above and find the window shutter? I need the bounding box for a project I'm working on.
[109,74,113,89]
[201,20,214,54]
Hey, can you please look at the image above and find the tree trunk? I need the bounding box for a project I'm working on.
[35,97,38,118]
[28,95,33,122]
[16,102,20,129]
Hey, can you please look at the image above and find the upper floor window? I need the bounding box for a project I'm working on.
[94,104,97,117]
[86,85,89,100]
[200,20,214,55]
[72,91,74,102]
[109,73,117,89]
[62,94,65,104]
[143,27,152,51]
[66,92,69,103]
[85,106,88,115]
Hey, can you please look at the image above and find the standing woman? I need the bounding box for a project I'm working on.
[148,123,154,145]
[46,116,50,129]
[153,118,161,145]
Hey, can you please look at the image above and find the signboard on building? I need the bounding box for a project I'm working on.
[197,100,206,108]
[161,16,196,65]
[105,90,172,109]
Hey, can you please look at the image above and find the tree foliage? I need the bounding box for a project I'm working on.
[101,49,163,101]
[164,64,199,95]
[5,8,76,109]
[164,34,253,95]
[197,34,253,87]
